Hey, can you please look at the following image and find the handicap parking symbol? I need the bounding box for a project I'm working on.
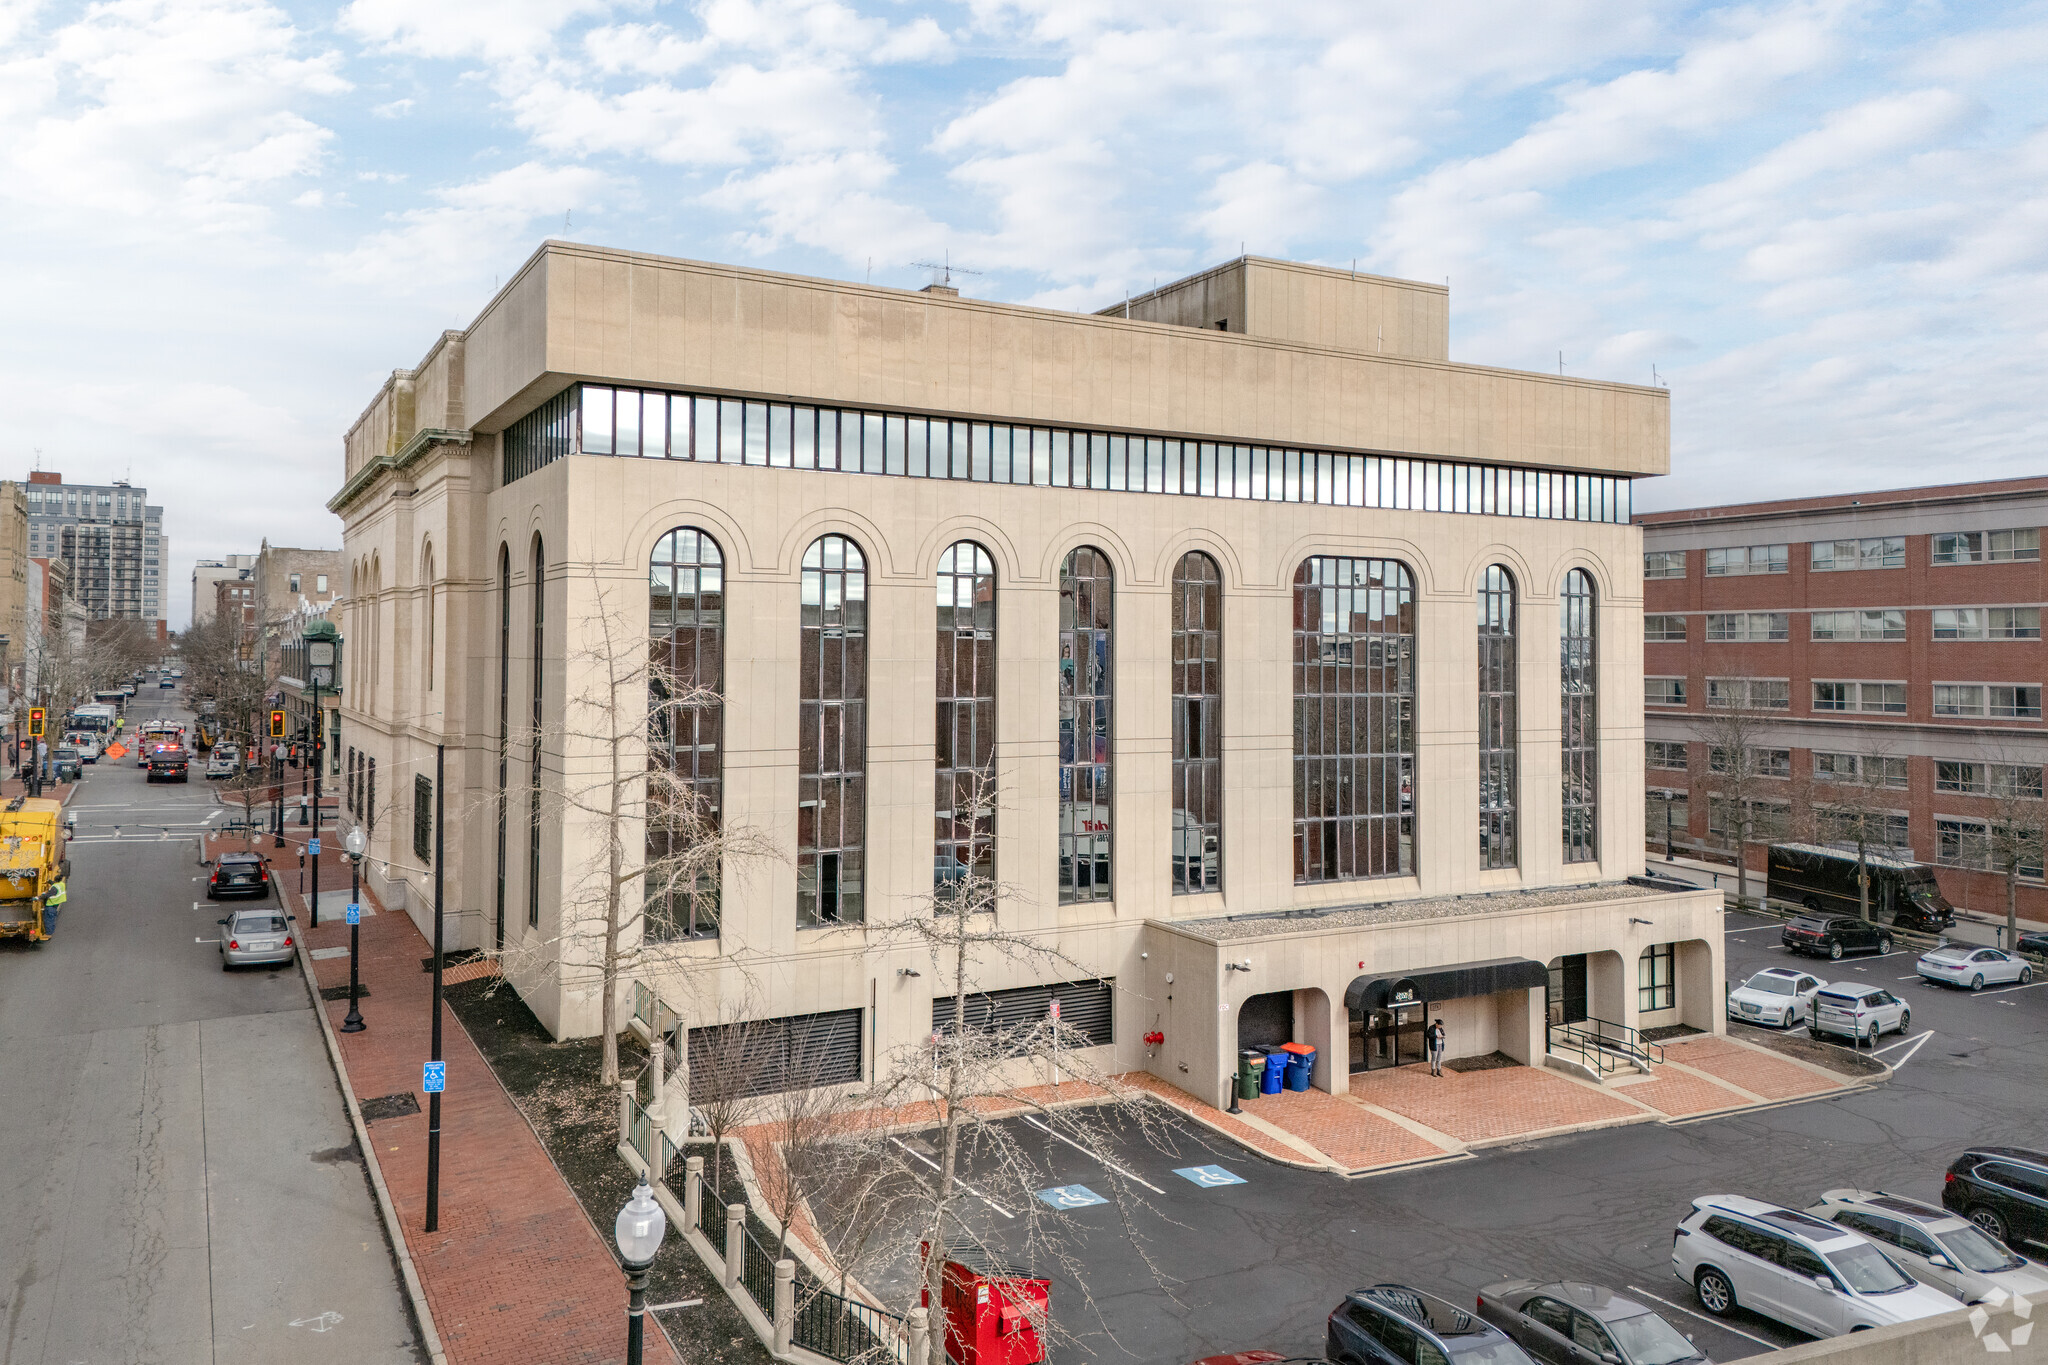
[345,903,361,926]
[422,1061,446,1093]
[1035,1184,1107,1210]
[1173,1165,1246,1188]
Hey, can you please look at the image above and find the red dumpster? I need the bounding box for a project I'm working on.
[920,1242,1050,1365]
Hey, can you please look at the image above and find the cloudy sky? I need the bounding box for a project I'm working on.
[3,0,2044,625]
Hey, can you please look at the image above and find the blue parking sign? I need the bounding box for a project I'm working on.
[422,1061,446,1093]
[345,903,361,926]
[309,839,321,855]
[1035,1184,1106,1210]
[1174,1165,1246,1188]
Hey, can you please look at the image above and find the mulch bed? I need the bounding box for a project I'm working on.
[1445,1051,1519,1072]
[444,979,773,1365]
[1727,1020,1889,1077]
[1642,1024,1704,1043]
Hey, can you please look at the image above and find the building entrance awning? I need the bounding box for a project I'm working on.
[1344,957,1548,1014]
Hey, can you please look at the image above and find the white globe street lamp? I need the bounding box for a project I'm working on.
[614,1174,667,1364]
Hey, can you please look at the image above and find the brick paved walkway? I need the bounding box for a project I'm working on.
[279,865,676,1365]
[1659,1034,1842,1101]
[1237,1085,1449,1170]
[1608,1066,1752,1116]
[1351,1061,1642,1142]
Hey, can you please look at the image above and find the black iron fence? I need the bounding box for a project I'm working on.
[794,1285,901,1363]
[741,1226,776,1315]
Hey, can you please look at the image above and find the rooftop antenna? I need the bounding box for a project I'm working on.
[1558,350,1565,375]
[563,210,572,235]
[908,252,983,290]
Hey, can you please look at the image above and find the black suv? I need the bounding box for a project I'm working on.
[1944,1148,2048,1248]
[1328,1285,1534,1365]
[1782,914,1891,961]
[207,852,272,900]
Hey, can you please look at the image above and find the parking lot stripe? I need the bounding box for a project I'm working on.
[889,1137,1014,1219]
[1626,1285,1781,1349]
[1018,1114,1163,1194]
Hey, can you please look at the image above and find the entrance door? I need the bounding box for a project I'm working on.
[1549,955,1588,1026]
[1350,1004,1427,1071]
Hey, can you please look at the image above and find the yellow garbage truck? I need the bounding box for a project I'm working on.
[0,797,68,944]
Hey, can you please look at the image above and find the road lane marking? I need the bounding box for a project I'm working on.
[889,1136,1013,1218]
[1626,1286,1781,1349]
[1018,1114,1164,1193]
[1873,1033,1933,1069]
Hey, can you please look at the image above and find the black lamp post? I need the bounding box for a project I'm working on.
[272,738,286,848]
[341,824,367,1033]
[614,1174,667,1365]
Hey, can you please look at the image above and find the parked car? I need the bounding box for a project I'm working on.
[1187,1354,1323,1365]
[205,751,239,779]
[159,677,174,688]
[1672,1195,1956,1336]
[1809,983,1910,1046]
[63,732,102,763]
[1782,914,1892,961]
[1329,1285,1535,1365]
[2020,931,2048,958]
[217,908,295,969]
[52,746,82,782]
[206,852,272,900]
[1476,1280,1708,1365]
[1806,1190,2048,1304]
[1944,1148,2048,1248]
[1917,945,2033,991]
[1727,967,1826,1028]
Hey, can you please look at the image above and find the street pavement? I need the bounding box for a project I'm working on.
[837,905,2047,1364]
[0,692,420,1364]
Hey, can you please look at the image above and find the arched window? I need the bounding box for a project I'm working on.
[1561,568,1599,864]
[648,527,725,939]
[495,544,510,949]
[936,542,996,895]
[1478,564,1518,870]
[1059,547,1114,903]
[1293,556,1414,882]
[527,536,545,929]
[422,543,437,692]
[1171,551,1221,893]
[798,534,867,925]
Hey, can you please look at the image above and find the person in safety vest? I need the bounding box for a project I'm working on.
[42,878,67,935]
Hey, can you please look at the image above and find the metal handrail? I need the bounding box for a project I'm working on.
[1548,1017,1665,1070]
[741,1227,776,1314]
[793,1283,904,1363]
[1547,1021,1621,1074]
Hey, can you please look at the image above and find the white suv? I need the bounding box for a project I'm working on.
[1808,983,1909,1046]
[1727,967,1825,1028]
[1807,1190,2048,1304]
[1673,1195,1956,1336]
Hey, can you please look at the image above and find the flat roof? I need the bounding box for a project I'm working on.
[1171,880,1667,943]
[1636,473,2048,527]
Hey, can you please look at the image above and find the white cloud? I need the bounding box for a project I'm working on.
[373,96,414,117]
[323,160,612,290]
[339,0,616,62]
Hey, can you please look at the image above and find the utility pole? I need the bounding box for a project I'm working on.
[426,742,446,1232]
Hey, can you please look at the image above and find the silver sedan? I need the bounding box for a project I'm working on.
[218,910,297,970]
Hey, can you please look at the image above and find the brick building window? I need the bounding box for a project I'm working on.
[1809,537,1903,571]
[1813,680,1904,714]
[797,535,868,926]
[1932,529,2040,564]
[1643,551,1686,580]
[1933,607,2041,640]
[1646,741,1688,770]
[1707,677,1790,710]
[1707,612,1789,641]
[1811,610,1905,641]
[1645,614,1687,641]
[1645,677,1687,707]
[1816,752,1909,788]
[1704,544,1788,576]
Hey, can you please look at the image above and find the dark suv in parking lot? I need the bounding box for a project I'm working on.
[1328,1285,1533,1365]
[1782,914,1892,961]
[1944,1148,2048,1248]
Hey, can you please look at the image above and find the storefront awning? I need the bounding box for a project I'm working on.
[1345,957,1548,1013]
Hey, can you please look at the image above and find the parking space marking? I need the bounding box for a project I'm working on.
[1034,1184,1107,1210]
[1872,1033,1933,1069]
[1018,1114,1163,1194]
[1173,1165,1246,1188]
[889,1137,1014,1219]
[1626,1286,1781,1349]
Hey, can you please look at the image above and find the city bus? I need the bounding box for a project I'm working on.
[68,704,117,735]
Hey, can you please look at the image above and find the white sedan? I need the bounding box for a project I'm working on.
[1918,945,2034,991]
[1728,966,1826,1026]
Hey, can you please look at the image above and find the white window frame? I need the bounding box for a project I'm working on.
[1706,677,1790,710]
[1704,544,1789,576]
[1813,679,1907,714]
[1706,612,1790,642]
[1645,677,1687,707]
[1809,536,1905,571]
[1933,528,2042,565]
[1643,550,1687,580]
[1644,614,1688,642]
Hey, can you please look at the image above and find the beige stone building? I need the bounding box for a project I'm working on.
[333,241,1721,1109]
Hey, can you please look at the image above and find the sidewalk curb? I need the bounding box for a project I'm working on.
[294,944,449,1365]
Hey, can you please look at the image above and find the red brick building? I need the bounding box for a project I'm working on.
[1638,475,2046,929]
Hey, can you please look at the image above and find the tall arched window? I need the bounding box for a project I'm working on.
[936,542,996,895]
[798,534,867,925]
[422,543,437,692]
[1171,551,1222,893]
[1293,556,1414,882]
[1561,568,1598,864]
[1059,547,1114,903]
[648,527,725,939]
[495,544,510,949]
[1478,564,1518,870]
[527,537,545,929]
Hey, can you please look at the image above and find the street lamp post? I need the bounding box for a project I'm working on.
[341,824,367,1033]
[272,738,286,849]
[614,1174,668,1365]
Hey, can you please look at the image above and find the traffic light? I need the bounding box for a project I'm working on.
[28,707,45,738]
[270,709,287,739]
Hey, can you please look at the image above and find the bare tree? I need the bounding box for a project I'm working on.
[500,572,779,1087]
[757,1026,860,1267]
[1810,744,1904,920]
[1982,754,2048,951]
[678,1002,768,1200]
[1693,704,1779,910]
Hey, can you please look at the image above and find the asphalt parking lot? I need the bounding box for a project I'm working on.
[827,906,2047,1365]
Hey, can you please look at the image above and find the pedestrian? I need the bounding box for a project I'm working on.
[1425,1017,1447,1077]
[41,877,67,937]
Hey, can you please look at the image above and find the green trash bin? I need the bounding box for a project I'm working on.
[1237,1050,1265,1100]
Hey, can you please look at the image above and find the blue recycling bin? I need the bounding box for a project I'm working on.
[1285,1046,1316,1091]
[1260,1047,1286,1094]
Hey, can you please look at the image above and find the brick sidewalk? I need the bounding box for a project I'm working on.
[1351,1062,1643,1143]
[281,873,677,1365]
[1659,1034,1842,1101]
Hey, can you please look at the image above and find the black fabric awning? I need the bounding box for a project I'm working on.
[1345,957,1548,1013]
